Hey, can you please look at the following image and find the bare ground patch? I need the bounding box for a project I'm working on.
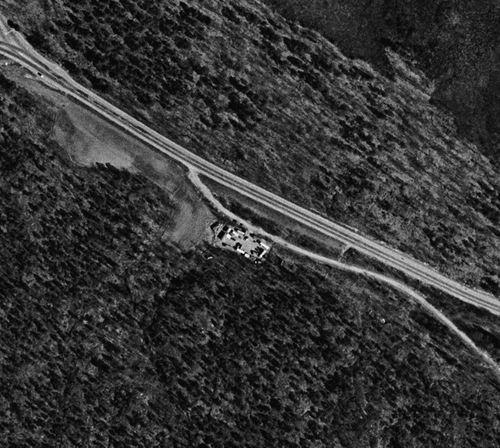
[0,62,214,249]
[53,106,137,171]
[51,102,214,248]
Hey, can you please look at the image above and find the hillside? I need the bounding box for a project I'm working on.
[3,0,500,298]
[264,0,500,162]
[2,71,500,448]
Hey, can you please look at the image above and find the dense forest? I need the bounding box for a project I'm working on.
[2,72,500,447]
[3,0,500,445]
[264,0,500,162]
[3,0,500,297]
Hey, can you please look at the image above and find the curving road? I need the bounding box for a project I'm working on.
[1,22,499,316]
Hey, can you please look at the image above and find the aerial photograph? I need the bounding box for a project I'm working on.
[2,0,500,446]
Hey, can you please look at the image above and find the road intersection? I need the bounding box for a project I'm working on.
[0,21,499,317]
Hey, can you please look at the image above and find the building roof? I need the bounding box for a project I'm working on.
[213,222,271,261]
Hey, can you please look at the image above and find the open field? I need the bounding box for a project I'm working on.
[53,106,138,171]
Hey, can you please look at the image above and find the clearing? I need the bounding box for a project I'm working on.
[1,62,213,249]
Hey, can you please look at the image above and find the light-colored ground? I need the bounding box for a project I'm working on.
[167,188,214,249]
[52,102,214,249]
[0,62,213,249]
[53,106,137,171]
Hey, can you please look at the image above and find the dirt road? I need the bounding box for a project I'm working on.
[0,16,498,319]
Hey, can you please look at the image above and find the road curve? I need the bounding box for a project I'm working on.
[189,169,500,376]
[1,29,499,316]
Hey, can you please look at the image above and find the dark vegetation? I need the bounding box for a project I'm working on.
[343,247,500,362]
[3,73,500,447]
[421,284,500,364]
[208,174,500,365]
[263,0,500,163]
[4,0,500,297]
[215,192,283,238]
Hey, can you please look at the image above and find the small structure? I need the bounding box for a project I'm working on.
[212,222,271,262]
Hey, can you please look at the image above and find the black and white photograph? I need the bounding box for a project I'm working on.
[1,1,500,446]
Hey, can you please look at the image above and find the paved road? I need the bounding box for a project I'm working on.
[1,29,499,316]
[189,169,500,374]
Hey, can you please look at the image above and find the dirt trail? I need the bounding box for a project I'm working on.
[189,169,500,379]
